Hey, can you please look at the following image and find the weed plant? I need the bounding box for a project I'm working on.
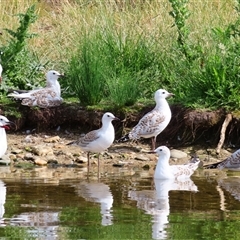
[0,0,239,112]
[0,5,47,95]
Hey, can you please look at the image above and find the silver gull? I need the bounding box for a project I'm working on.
[118,89,173,150]
[0,115,14,158]
[154,146,200,180]
[8,70,64,108]
[67,112,119,171]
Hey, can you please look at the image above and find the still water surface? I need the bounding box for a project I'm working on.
[0,165,240,239]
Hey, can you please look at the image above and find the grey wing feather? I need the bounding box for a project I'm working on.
[76,130,100,148]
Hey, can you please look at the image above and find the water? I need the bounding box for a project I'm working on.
[1,165,240,239]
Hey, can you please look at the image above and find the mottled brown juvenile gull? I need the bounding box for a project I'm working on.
[0,115,14,158]
[204,149,240,169]
[154,146,200,180]
[8,70,64,108]
[118,89,173,150]
[67,112,119,171]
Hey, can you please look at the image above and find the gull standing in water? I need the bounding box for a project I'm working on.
[8,70,64,108]
[0,115,14,158]
[67,112,119,173]
[154,146,200,180]
[118,89,173,150]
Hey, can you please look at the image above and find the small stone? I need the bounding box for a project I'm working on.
[34,158,48,166]
[16,153,25,159]
[24,153,35,160]
[135,154,149,161]
[44,136,60,143]
[75,156,88,163]
[48,159,58,164]
[11,149,23,154]
[170,149,188,159]
[32,145,54,156]
[113,163,124,167]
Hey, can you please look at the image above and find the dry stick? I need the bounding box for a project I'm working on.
[216,113,232,154]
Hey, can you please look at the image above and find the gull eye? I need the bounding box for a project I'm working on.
[53,72,56,75]
[160,149,163,151]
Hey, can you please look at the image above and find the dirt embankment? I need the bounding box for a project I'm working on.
[1,102,240,149]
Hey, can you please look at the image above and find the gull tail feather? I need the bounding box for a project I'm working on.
[8,92,31,99]
[66,140,78,146]
[203,162,220,169]
[117,133,130,143]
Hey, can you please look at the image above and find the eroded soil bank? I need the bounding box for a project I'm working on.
[2,102,240,148]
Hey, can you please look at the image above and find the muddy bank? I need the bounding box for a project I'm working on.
[1,102,239,148]
[1,132,234,174]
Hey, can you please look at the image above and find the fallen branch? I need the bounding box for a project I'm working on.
[216,113,232,154]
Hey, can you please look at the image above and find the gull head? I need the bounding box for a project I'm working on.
[0,115,15,130]
[154,146,171,158]
[102,112,120,124]
[154,89,174,101]
[46,70,64,84]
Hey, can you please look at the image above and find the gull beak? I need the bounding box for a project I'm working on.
[114,117,120,121]
[59,73,65,77]
[3,121,16,130]
[0,76,2,83]
[167,92,174,98]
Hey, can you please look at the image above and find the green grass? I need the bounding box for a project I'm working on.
[0,0,239,112]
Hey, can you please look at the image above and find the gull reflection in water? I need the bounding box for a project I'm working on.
[217,177,240,211]
[74,181,113,226]
[129,178,198,240]
[0,180,6,223]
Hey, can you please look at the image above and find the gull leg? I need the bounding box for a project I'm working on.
[98,154,100,179]
[87,152,91,175]
[151,137,156,150]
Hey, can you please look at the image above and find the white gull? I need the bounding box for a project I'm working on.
[68,112,119,171]
[0,64,2,83]
[118,89,173,150]
[204,149,240,169]
[0,115,14,158]
[8,70,64,108]
[154,146,200,180]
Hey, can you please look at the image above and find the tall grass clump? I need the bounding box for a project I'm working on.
[0,5,47,94]
[101,28,160,107]
[64,32,106,106]
[64,23,162,107]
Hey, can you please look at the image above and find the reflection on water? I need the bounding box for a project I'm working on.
[74,182,113,226]
[129,178,198,239]
[1,167,240,239]
[0,180,6,222]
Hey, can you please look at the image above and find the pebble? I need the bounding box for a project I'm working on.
[135,154,149,161]
[170,149,188,159]
[34,158,48,166]
[75,156,88,163]
[31,145,54,156]
[44,136,60,143]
